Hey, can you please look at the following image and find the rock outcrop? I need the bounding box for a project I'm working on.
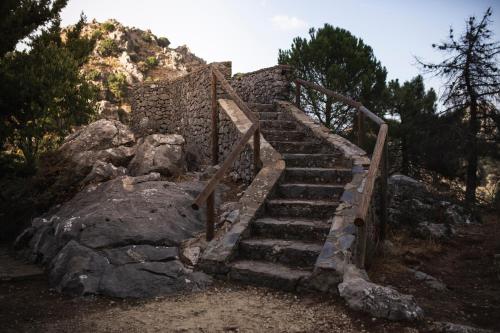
[16,173,212,298]
[338,264,424,321]
[70,19,206,122]
[59,119,136,174]
[128,134,186,177]
[388,174,474,239]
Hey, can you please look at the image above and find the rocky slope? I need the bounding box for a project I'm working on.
[66,19,205,121]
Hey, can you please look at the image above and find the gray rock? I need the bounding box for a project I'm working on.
[388,174,473,239]
[430,321,495,333]
[408,268,447,291]
[17,175,213,298]
[339,265,424,321]
[99,261,211,298]
[49,240,108,296]
[59,119,136,173]
[128,134,186,177]
[82,160,127,185]
[180,246,201,267]
[415,222,453,240]
[102,245,179,265]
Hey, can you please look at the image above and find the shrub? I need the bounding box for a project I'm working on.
[85,69,101,81]
[91,29,103,40]
[157,37,170,48]
[102,22,115,32]
[142,33,152,42]
[145,56,158,68]
[106,72,127,100]
[97,39,119,57]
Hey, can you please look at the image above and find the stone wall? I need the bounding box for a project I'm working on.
[131,63,293,172]
[232,65,293,104]
[130,62,232,167]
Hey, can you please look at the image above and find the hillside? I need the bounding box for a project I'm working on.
[67,19,206,121]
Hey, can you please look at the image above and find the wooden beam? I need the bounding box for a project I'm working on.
[212,67,259,124]
[354,124,388,227]
[295,78,385,126]
[192,122,258,210]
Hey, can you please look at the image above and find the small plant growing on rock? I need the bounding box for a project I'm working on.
[85,69,101,81]
[97,38,119,57]
[102,22,115,32]
[106,72,127,100]
[145,56,158,68]
[157,37,170,48]
[91,29,103,40]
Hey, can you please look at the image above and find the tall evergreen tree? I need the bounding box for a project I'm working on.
[278,24,387,135]
[419,8,500,207]
[387,76,437,176]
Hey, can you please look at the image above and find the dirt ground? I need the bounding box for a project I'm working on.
[1,212,498,333]
[1,279,420,333]
[370,211,500,332]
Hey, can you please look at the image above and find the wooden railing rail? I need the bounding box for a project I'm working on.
[192,66,262,241]
[294,79,388,268]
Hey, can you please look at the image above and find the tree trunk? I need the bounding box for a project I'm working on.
[325,97,333,128]
[465,102,479,207]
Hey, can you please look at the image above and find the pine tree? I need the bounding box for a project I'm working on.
[419,8,500,207]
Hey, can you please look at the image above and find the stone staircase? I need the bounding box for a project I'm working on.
[226,103,353,291]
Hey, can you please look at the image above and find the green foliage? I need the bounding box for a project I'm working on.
[157,37,170,48]
[102,22,115,32]
[106,72,128,100]
[142,33,152,42]
[91,29,103,40]
[97,38,119,57]
[0,16,96,170]
[145,56,158,68]
[279,24,387,134]
[85,69,101,81]
[0,0,68,56]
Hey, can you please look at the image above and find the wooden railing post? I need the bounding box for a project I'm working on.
[380,141,389,241]
[206,192,215,241]
[211,70,219,165]
[357,109,365,149]
[295,81,301,107]
[253,128,261,176]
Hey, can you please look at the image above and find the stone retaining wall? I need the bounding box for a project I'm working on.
[131,63,292,171]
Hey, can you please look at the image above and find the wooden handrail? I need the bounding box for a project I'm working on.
[192,66,261,241]
[294,78,388,268]
[295,79,385,125]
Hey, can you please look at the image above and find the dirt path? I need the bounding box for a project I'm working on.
[1,278,418,333]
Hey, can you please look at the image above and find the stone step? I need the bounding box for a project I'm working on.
[239,238,323,269]
[248,103,274,113]
[261,130,306,142]
[228,260,310,291]
[259,120,297,131]
[285,167,352,184]
[257,112,289,120]
[252,217,330,242]
[268,141,328,154]
[266,199,339,218]
[283,153,342,168]
[277,183,345,200]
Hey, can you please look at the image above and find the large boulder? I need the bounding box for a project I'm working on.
[339,264,424,321]
[15,173,212,298]
[388,174,474,239]
[128,134,186,177]
[59,119,136,174]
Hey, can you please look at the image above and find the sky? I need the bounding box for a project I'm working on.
[60,0,500,100]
